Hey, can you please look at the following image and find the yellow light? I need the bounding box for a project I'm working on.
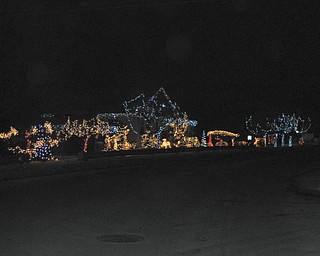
[0,127,18,140]
[160,138,171,149]
[141,130,159,149]
[207,130,240,137]
[103,126,135,151]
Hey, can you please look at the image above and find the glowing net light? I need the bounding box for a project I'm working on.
[0,127,18,140]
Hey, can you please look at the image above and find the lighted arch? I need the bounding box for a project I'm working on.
[207,130,240,137]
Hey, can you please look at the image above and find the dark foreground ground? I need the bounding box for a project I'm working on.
[1,147,320,256]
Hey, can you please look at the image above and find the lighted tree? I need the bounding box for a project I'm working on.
[169,113,189,147]
[9,122,59,161]
[293,115,311,134]
[271,113,296,147]
[201,130,207,147]
[33,124,54,160]
[246,116,272,146]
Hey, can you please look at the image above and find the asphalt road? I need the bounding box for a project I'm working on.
[1,148,320,256]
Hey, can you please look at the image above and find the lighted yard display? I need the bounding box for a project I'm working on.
[1,86,313,164]
[160,138,171,149]
[292,115,311,134]
[33,124,55,160]
[56,116,111,141]
[123,87,198,148]
[272,114,296,147]
[104,126,136,151]
[273,114,311,147]
[246,114,312,147]
[123,87,180,137]
[0,127,18,140]
[168,113,200,148]
[245,116,272,146]
[201,130,207,147]
[141,130,159,149]
[56,116,136,153]
[139,112,199,149]
[207,130,240,147]
[122,87,199,148]
[9,121,59,160]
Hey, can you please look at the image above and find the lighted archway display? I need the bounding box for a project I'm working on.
[206,130,240,147]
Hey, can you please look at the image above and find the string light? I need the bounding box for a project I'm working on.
[201,130,207,147]
[41,113,54,119]
[206,130,239,147]
[123,87,196,138]
[246,113,312,147]
[141,130,159,149]
[207,130,240,137]
[160,138,171,149]
[9,122,58,161]
[103,126,136,151]
[168,113,200,148]
[0,127,18,140]
[215,139,228,147]
[245,116,272,136]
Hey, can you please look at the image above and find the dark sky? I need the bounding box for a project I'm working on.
[1,0,319,132]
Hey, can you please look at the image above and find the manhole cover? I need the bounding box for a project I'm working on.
[97,234,144,243]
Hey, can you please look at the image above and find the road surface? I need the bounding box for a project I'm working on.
[1,148,320,256]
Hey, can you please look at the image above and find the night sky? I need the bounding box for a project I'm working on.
[1,0,319,133]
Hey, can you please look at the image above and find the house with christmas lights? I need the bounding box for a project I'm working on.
[97,87,198,147]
